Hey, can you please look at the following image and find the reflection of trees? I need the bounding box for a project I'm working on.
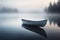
[45,0,60,13]
[47,15,60,27]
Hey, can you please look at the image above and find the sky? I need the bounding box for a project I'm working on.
[0,0,58,12]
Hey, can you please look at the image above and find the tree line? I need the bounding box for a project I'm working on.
[45,0,60,13]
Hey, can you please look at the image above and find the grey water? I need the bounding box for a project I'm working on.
[0,13,60,40]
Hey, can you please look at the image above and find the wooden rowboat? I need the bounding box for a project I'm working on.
[22,19,47,27]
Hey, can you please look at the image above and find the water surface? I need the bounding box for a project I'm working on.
[0,13,60,40]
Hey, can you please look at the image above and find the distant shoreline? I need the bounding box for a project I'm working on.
[0,7,18,13]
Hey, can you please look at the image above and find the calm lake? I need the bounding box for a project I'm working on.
[0,13,60,40]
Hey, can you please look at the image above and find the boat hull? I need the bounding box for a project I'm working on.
[22,19,47,27]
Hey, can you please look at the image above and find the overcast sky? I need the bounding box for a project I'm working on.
[0,0,58,11]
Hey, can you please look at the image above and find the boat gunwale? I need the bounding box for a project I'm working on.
[22,19,47,22]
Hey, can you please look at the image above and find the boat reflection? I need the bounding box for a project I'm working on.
[22,24,47,37]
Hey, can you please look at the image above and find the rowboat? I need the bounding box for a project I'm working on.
[22,19,47,27]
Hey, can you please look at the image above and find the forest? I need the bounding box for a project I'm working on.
[45,0,60,13]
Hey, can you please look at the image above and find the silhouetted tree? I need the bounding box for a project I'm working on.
[46,0,60,13]
[47,2,53,12]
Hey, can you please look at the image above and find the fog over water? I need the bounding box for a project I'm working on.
[0,13,60,40]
